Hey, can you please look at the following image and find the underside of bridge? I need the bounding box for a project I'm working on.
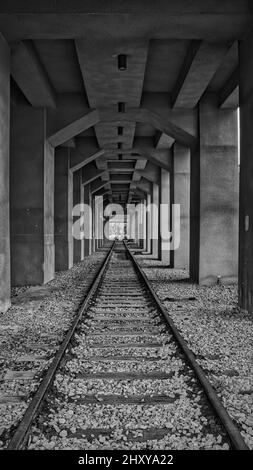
[0,1,253,313]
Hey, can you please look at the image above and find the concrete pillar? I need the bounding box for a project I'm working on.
[173,144,190,269]
[239,33,253,312]
[10,104,55,286]
[134,206,139,245]
[99,197,104,247]
[83,184,92,256]
[94,195,103,251]
[146,194,152,253]
[142,199,147,251]
[54,148,73,271]
[151,183,159,258]
[159,169,171,264]
[0,34,10,312]
[190,93,238,285]
[73,170,82,263]
[92,197,96,252]
[80,183,85,260]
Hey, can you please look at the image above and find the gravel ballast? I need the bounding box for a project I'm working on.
[137,257,253,449]
[0,252,105,448]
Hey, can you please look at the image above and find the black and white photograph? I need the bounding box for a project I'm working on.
[0,0,252,464]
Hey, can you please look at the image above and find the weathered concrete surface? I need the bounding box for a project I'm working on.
[173,144,190,269]
[54,147,73,271]
[10,104,55,286]
[73,170,82,264]
[0,1,249,42]
[191,93,239,285]
[83,184,92,257]
[0,34,10,312]
[151,183,159,259]
[142,199,147,251]
[159,168,171,264]
[239,32,253,313]
[146,194,151,254]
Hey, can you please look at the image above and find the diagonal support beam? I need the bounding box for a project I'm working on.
[219,66,239,109]
[136,161,160,185]
[48,109,100,147]
[136,178,152,194]
[171,41,229,108]
[11,41,56,108]
[82,163,106,186]
[90,179,109,194]
[70,149,105,172]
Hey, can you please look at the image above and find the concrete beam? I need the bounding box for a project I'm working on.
[82,163,106,186]
[134,159,147,170]
[109,174,133,184]
[136,178,152,194]
[70,138,105,172]
[137,161,160,184]
[100,108,197,149]
[0,2,249,42]
[60,138,76,148]
[219,66,239,109]
[48,109,100,147]
[155,131,175,149]
[171,41,229,108]
[11,41,56,108]
[90,179,108,194]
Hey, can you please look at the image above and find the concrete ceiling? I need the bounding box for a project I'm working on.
[5,0,247,203]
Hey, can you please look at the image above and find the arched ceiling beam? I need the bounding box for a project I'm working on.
[48,109,100,147]
[48,108,197,149]
[99,108,197,149]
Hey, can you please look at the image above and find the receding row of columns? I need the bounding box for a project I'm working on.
[0,30,253,314]
[129,96,239,287]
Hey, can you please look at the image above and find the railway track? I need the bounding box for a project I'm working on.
[8,241,248,450]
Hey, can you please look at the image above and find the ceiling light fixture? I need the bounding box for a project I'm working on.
[118,54,127,71]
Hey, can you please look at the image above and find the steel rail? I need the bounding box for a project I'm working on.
[124,242,249,450]
[8,241,115,450]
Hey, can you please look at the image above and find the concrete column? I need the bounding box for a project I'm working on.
[142,199,147,251]
[190,93,238,285]
[0,34,10,312]
[134,206,139,245]
[146,194,152,253]
[80,183,85,260]
[54,148,73,271]
[173,144,190,269]
[92,197,96,252]
[151,183,159,258]
[99,198,104,247]
[127,208,135,241]
[73,170,82,263]
[159,169,171,264]
[94,195,103,251]
[10,104,55,286]
[83,184,92,256]
[239,33,253,312]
